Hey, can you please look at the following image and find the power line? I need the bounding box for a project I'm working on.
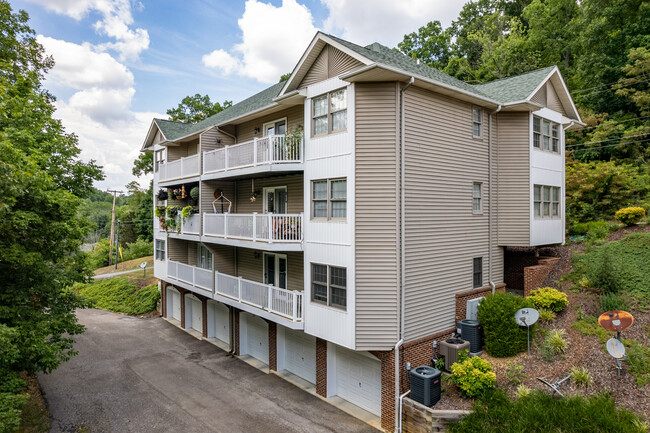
[566,133,649,148]
[574,78,650,98]
[569,139,650,152]
[571,72,649,94]
[576,115,650,132]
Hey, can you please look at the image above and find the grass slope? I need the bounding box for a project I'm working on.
[93,256,154,276]
[75,277,159,315]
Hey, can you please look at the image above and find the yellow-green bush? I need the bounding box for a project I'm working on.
[614,207,645,226]
[527,287,569,313]
[451,356,496,398]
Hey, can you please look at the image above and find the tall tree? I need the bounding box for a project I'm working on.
[0,2,103,425]
[166,93,232,124]
[397,21,452,70]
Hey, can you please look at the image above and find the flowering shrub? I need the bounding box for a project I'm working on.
[451,356,496,398]
[527,287,569,313]
[614,207,645,226]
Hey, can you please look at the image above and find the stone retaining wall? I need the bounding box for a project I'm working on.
[402,397,470,433]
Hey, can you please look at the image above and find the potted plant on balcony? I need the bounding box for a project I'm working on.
[156,189,168,201]
[188,186,199,206]
[164,205,181,233]
[172,186,185,200]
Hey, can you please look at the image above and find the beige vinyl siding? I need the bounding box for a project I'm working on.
[402,86,504,341]
[234,174,304,214]
[167,238,188,262]
[166,138,199,162]
[235,106,303,144]
[154,130,163,144]
[235,248,304,291]
[531,82,568,116]
[354,82,400,350]
[497,112,530,245]
[187,242,197,266]
[299,46,365,88]
[204,243,235,275]
[200,180,236,215]
[531,84,546,106]
[200,126,235,154]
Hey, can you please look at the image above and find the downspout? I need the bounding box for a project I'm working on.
[396,76,414,433]
[489,105,502,294]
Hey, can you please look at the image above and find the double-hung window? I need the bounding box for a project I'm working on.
[312,178,347,220]
[312,89,347,136]
[472,107,482,137]
[311,263,347,309]
[154,149,165,172]
[155,240,165,261]
[534,185,561,218]
[473,257,483,288]
[472,182,482,213]
[197,244,212,270]
[533,117,560,154]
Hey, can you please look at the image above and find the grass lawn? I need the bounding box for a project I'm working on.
[74,277,160,316]
[93,255,154,276]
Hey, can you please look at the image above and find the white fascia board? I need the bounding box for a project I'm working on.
[525,66,582,123]
[140,119,163,152]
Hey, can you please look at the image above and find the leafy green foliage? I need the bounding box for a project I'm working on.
[0,392,28,433]
[450,356,496,398]
[574,233,650,295]
[504,362,528,386]
[615,207,646,226]
[167,94,232,124]
[623,339,650,387]
[514,385,531,399]
[122,239,153,261]
[75,278,160,316]
[397,20,452,70]
[599,293,630,312]
[540,328,569,361]
[569,366,593,387]
[132,152,153,177]
[527,287,569,313]
[572,316,613,343]
[448,389,646,433]
[538,309,556,323]
[477,293,533,357]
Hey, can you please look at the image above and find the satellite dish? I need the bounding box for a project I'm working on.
[606,338,626,359]
[139,262,147,269]
[514,308,540,327]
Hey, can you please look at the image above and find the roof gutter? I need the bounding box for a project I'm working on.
[396,75,414,433]
[489,104,502,295]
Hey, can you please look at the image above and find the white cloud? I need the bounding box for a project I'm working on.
[202,0,317,83]
[322,0,466,47]
[27,0,149,61]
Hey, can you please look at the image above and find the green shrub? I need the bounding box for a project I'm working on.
[538,308,556,322]
[514,385,531,398]
[568,222,590,236]
[76,278,160,315]
[0,392,29,433]
[527,287,569,313]
[572,316,613,343]
[504,362,527,386]
[615,207,646,226]
[624,339,650,387]
[448,389,646,433]
[569,221,619,242]
[599,293,629,312]
[540,328,569,361]
[122,238,153,261]
[85,238,111,270]
[450,356,496,398]
[477,293,533,357]
[569,366,593,387]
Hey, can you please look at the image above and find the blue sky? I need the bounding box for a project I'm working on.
[11,0,466,190]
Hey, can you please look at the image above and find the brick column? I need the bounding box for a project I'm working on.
[316,338,328,397]
[268,322,277,371]
[160,281,167,318]
[373,350,395,431]
[233,309,240,355]
[178,288,186,328]
[201,296,208,338]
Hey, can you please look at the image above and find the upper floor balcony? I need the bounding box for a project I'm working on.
[202,134,303,180]
[157,154,200,184]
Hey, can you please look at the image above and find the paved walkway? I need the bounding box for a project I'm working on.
[39,309,378,433]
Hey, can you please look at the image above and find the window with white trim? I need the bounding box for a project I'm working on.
[534,185,561,218]
[312,178,347,220]
[473,107,482,137]
[154,149,165,172]
[155,239,165,261]
[473,257,483,288]
[472,182,482,213]
[312,89,347,136]
[197,244,212,270]
[311,263,347,309]
[533,117,560,153]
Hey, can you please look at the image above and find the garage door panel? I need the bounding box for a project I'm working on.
[212,302,229,343]
[170,290,181,321]
[246,314,269,364]
[191,298,202,333]
[285,329,316,384]
[336,349,381,416]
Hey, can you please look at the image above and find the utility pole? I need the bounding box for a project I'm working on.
[107,189,123,265]
[114,219,120,270]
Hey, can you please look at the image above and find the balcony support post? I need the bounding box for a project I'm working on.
[292,292,298,321]
[267,287,272,312]
[237,277,242,302]
[268,213,273,243]
[252,212,257,242]
[253,137,258,166]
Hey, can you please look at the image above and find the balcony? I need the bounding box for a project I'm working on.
[157,154,200,183]
[202,134,303,180]
[165,260,304,326]
[158,213,201,238]
[202,213,303,251]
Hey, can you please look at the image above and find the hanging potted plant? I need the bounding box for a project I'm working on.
[156,189,168,201]
[188,186,199,206]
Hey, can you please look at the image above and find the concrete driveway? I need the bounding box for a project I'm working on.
[39,309,378,433]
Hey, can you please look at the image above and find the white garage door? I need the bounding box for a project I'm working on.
[245,314,269,364]
[336,348,382,416]
[190,297,203,333]
[169,288,181,321]
[285,329,316,384]
[210,302,229,343]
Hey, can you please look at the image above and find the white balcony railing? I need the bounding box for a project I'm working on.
[166,260,303,322]
[215,272,303,321]
[180,213,201,235]
[167,260,214,292]
[203,134,303,174]
[157,154,200,182]
[203,213,302,243]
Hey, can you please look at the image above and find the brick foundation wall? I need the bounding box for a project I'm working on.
[316,338,327,397]
[233,309,240,355]
[371,350,395,431]
[523,257,560,296]
[268,322,277,371]
[178,287,187,328]
[160,281,167,318]
[455,284,506,321]
[201,296,208,338]
[504,253,541,290]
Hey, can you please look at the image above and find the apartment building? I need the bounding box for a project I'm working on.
[141,32,582,430]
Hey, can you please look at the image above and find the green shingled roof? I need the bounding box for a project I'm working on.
[474,66,556,103]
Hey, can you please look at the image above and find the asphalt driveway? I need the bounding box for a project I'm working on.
[39,309,378,433]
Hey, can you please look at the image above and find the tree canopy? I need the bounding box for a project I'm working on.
[166,93,232,124]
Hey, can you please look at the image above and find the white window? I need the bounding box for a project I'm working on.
[311,263,347,309]
[312,89,347,136]
[534,185,561,218]
[472,107,482,137]
[472,182,482,213]
[154,149,165,172]
[197,244,212,270]
[312,178,347,220]
[533,116,560,154]
[155,240,165,261]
